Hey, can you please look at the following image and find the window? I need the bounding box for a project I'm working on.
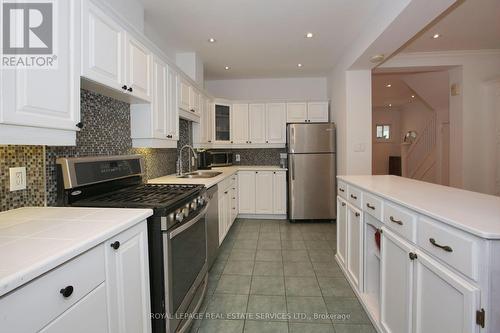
[376,124,391,140]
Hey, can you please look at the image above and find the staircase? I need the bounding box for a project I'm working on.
[402,115,437,181]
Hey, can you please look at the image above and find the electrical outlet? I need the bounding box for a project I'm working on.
[280,153,287,159]
[9,167,26,191]
[235,154,241,162]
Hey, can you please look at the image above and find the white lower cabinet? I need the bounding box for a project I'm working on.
[218,176,237,244]
[380,228,414,333]
[105,222,151,333]
[238,170,287,216]
[0,221,151,333]
[255,171,274,214]
[346,204,363,291]
[336,197,347,268]
[380,227,481,333]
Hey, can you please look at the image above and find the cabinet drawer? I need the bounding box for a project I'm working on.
[0,245,105,333]
[362,192,383,221]
[417,217,479,280]
[383,203,416,242]
[337,180,347,198]
[218,176,232,194]
[347,185,362,208]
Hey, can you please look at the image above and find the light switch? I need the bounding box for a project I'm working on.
[9,167,27,191]
[354,143,366,152]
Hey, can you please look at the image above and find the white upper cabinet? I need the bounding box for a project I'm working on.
[249,104,266,144]
[0,0,80,145]
[125,35,152,102]
[189,87,200,114]
[286,102,329,123]
[201,98,213,143]
[307,102,329,122]
[232,104,250,144]
[166,68,179,140]
[286,102,307,123]
[82,0,124,90]
[179,78,190,111]
[152,57,167,139]
[266,103,286,144]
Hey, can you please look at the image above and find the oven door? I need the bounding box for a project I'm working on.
[163,205,208,332]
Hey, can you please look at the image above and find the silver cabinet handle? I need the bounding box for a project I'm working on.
[389,216,403,225]
[429,238,453,252]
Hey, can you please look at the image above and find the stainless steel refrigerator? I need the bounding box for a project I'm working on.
[287,123,336,221]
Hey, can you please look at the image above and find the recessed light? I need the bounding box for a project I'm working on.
[208,38,216,43]
[224,66,230,70]
[305,32,314,38]
[370,54,385,63]
[388,104,392,107]
[297,63,303,68]
[411,95,415,98]
[386,84,392,88]
[432,33,440,39]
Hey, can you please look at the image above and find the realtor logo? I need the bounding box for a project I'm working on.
[1,0,57,68]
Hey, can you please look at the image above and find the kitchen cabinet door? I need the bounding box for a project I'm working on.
[166,68,179,140]
[346,205,363,290]
[336,197,348,268]
[179,78,190,111]
[202,98,214,143]
[232,104,249,144]
[255,171,274,214]
[272,171,287,214]
[82,0,124,91]
[189,87,200,114]
[39,284,108,333]
[106,222,152,333]
[307,102,329,122]
[238,171,256,214]
[413,250,480,333]
[266,103,287,144]
[248,104,266,144]
[152,57,167,139]
[82,1,126,90]
[286,103,307,123]
[1,0,80,132]
[380,227,413,333]
[125,35,152,102]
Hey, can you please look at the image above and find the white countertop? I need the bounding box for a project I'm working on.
[0,207,152,297]
[149,165,287,188]
[338,175,500,239]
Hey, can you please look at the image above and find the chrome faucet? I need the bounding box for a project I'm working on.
[177,145,198,175]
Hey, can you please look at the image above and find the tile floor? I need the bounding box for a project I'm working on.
[190,219,376,333]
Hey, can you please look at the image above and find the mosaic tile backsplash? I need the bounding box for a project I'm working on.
[1,89,187,211]
[211,148,286,166]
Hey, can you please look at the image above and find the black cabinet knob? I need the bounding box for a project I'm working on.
[110,241,120,250]
[266,141,269,143]
[122,85,128,90]
[127,87,133,92]
[166,135,172,139]
[60,285,74,298]
[76,122,83,129]
[409,252,418,261]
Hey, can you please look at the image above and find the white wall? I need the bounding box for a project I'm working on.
[381,50,500,194]
[205,77,328,100]
[372,107,401,175]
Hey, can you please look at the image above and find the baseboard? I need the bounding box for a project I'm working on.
[237,214,287,220]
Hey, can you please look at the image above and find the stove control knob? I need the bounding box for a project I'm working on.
[182,207,190,218]
[190,201,198,211]
[175,212,184,223]
[197,197,205,206]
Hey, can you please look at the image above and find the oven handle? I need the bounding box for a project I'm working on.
[168,205,209,239]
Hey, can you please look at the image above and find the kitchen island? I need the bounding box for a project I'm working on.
[336,175,500,333]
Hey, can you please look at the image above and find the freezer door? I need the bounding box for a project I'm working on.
[288,153,336,220]
[287,123,336,153]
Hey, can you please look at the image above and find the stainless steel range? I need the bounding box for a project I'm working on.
[56,155,208,333]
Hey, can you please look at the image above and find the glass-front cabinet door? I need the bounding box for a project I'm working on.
[215,104,231,141]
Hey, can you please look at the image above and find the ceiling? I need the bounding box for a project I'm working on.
[402,0,500,53]
[142,0,383,80]
[372,73,417,108]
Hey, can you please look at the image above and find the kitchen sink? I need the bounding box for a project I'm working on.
[177,171,223,179]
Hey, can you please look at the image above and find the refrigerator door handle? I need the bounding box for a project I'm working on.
[290,126,295,152]
[291,156,295,180]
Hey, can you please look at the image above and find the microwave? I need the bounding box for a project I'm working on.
[198,151,233,169]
